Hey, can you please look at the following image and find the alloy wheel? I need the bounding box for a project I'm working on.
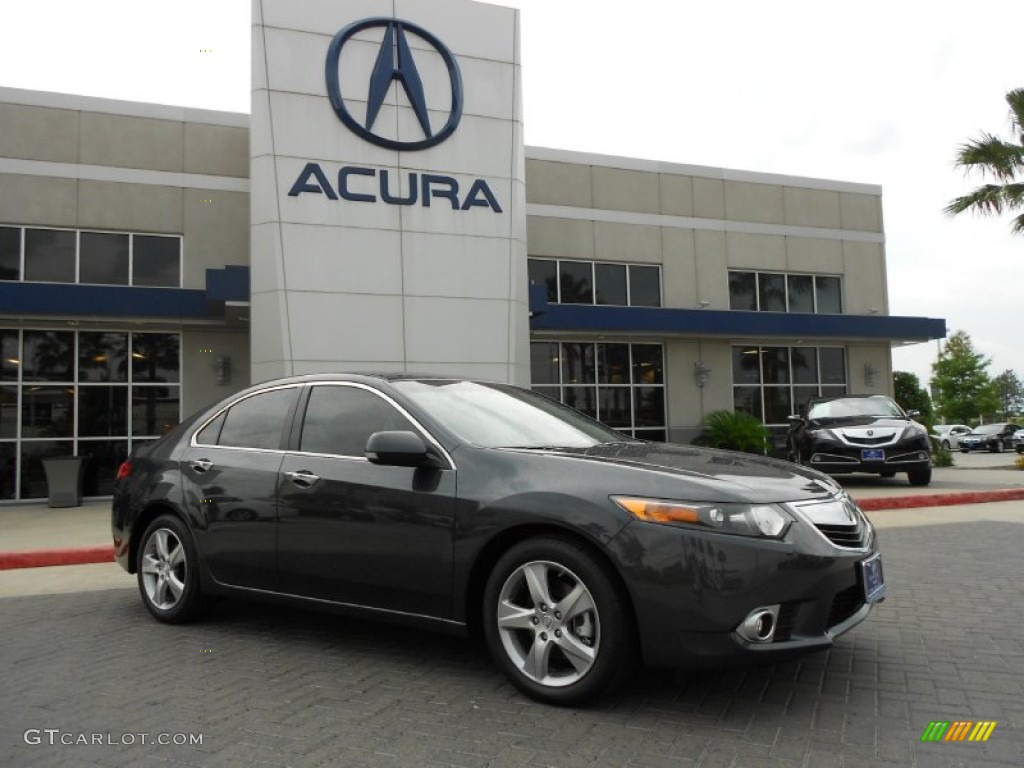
[141,528,187,611]
[495,560,600,688]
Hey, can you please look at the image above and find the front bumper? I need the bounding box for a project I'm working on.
[609,506,881,668]
[801,437,929,473]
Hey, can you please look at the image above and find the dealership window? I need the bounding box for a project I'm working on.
[528,258,662,307]
[0,226,181,287]
[732,345,847,428]
[729,271,843,314]
[0,329,181,500]
[530,341,666,441]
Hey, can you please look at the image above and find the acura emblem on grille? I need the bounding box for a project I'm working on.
[867,430,874,436]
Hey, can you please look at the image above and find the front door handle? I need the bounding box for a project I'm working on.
[285,470,321,488]
[189,459,213,473]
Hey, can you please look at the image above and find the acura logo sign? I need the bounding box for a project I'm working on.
[325,18,464,151]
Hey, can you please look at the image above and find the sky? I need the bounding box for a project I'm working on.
[1,0,1020,389]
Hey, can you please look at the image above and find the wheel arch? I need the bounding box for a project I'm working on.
[462,523,639,646]
[127,501,187,574]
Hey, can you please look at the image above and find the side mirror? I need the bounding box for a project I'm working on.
[786,414,804,423]
[907,410,920,419]
[365,431,431,468]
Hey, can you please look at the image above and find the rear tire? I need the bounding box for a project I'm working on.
[136,514,208,623]
[482,536,636,706]
[941,440,950,450]
[908,468,932,487]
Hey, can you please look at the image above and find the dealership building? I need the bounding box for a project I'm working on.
[0,0,944,501]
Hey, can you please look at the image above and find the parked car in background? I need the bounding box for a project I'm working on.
[1014,430,1024,454]
[931,424,972,450]
[112,374,885,705]
[786,394,932,486]
[960,423,1022,453]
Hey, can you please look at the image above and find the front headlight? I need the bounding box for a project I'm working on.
[611,496,793,538]
[805,428,833,440]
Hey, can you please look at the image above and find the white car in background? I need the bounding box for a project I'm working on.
[932,424,972,450]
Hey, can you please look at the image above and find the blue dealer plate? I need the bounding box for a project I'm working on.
[861,553,886,603]
[861,448,885,461]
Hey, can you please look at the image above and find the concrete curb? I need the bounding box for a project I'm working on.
[2,488,1023,570]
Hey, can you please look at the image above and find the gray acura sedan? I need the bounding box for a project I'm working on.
[113,374,884,705]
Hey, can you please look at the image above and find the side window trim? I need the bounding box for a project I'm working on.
[294,382,455,470]
[189,384,302,452]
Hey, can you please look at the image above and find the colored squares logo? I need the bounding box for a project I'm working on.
[920,721,997,742]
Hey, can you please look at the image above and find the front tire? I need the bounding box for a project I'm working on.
[941,440,950,450]
[482,537,635,705]
[908,468,932,487]
[994,441,1004,453]
[136,514,207,623]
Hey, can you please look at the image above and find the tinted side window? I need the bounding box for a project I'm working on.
[217,388,298,450]
[194,411,226,446]
[300,386,415,457]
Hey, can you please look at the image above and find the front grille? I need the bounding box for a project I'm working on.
[827,584,864,628]
[815,522,866,548]
[842,435,892,446]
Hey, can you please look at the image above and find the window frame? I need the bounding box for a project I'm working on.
[728,269,845,314]
[528,257,663,308]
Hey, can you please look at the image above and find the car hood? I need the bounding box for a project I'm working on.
[510,442,844,504]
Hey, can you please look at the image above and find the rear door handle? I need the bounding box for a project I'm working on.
[285,470,320,488]
[189,459,213,473]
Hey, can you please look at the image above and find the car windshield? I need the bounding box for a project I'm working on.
[973,424,1002,435]
[393,380,632,448]
[807,396,903,420]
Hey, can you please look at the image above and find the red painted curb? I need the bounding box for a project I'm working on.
[855,488,1024,511]
[0,545,115,571]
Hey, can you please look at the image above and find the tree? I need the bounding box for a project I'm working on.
[893,371,933,427]
[930,331,999,424]
[993,369,1024,419]
[944,87,1024,234]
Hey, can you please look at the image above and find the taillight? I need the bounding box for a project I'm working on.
[116,461,132,481]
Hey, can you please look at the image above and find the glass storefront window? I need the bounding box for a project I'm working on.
[733,345,847,427]
[22,331,74,382]
[0,226,19,281]
[528,258,661,308]
[531,341,666,439]
[729,272,757,311]
[19,440,74,500]
[758,273,787,312]
[595,263,627,305]
[24,228,76,283]
[132,333,180,383]
[0,328,181,498]
[79,386,129,437]
[527,258,557,303]
[132,235,181,287]
[628,265,661,307]
[132,386,180,437]
[816,276,842,313]
[78,332,128,382]
[787,274,814,313]
[559,261,593,304]
[79,232,129,285]
[729,270,843,314]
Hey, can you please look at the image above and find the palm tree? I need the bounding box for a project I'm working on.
[944,88,1024,234]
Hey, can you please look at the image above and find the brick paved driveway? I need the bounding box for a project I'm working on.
[1,519,1021,768]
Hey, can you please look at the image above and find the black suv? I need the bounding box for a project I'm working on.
[787,394,931,486]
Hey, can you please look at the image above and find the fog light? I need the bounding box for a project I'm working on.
[736,605,780,643]
[917,452,927,460]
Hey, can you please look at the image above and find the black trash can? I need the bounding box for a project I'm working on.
[41,456,86,508]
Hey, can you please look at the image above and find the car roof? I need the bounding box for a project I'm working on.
[807,394,893,405]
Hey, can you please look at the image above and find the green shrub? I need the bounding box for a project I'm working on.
[929,436,954,467]
[696,410,770,455]
[1015,456,1024,471]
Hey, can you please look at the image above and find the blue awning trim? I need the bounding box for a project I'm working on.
[0,266,252,319]
[205,265,250,302]
[529,299,946,341]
